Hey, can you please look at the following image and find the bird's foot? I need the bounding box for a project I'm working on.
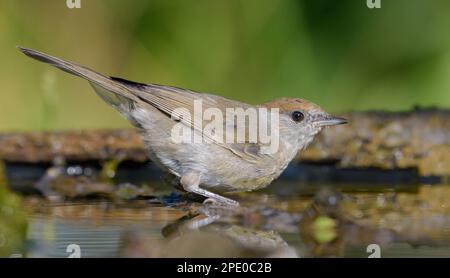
[200,198,240,218]
[180,172,240,207]
[203,197,240,207]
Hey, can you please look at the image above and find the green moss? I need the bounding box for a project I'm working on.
[99,159,123,184]
[0,162,28,257]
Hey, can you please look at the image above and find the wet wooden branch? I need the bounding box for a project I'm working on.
[0,108,449,176]
[299,108,450,176]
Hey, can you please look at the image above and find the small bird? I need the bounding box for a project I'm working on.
[18,47,347,206]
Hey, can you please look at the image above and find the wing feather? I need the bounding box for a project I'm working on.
[112,78,273,163]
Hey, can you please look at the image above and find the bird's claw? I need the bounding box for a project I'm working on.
[203,197,240,207]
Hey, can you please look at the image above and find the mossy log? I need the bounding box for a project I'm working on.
[0,109,449,176]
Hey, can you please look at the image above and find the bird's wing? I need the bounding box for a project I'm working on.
[111,77,275,163]
[16,47,273,163]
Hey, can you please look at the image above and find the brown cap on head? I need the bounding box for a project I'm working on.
[261,97,348,126]
[260,97,324,113]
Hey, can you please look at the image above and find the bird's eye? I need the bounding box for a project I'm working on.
[291,111,305,122]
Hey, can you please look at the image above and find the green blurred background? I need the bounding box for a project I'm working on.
[0,0,449,131]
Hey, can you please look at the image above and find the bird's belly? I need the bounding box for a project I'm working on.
[140,130,286,192]
[200,161,282,192]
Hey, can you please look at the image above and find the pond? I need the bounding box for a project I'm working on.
[2,163,449,258]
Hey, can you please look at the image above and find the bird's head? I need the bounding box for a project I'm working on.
[262,97,347,150]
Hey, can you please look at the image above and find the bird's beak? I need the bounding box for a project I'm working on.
[314,115,348,127]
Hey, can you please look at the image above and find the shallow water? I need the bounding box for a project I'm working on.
[1,160,449,258]
[4,180,448,258]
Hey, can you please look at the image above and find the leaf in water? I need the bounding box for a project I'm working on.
[312,216,337,244]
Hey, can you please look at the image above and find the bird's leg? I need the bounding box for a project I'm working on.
[185,214,221,230]
[180,172,240,207]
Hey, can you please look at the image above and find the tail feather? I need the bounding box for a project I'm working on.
[17,46,139,103]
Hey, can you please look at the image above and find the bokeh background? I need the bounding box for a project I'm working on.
[1,0,449,131]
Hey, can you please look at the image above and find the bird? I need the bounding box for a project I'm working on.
[18,47,347,206]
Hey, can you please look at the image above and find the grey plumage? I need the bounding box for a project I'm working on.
[18,47,347,206]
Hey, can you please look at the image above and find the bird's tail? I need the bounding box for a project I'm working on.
[17,46,139,103]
